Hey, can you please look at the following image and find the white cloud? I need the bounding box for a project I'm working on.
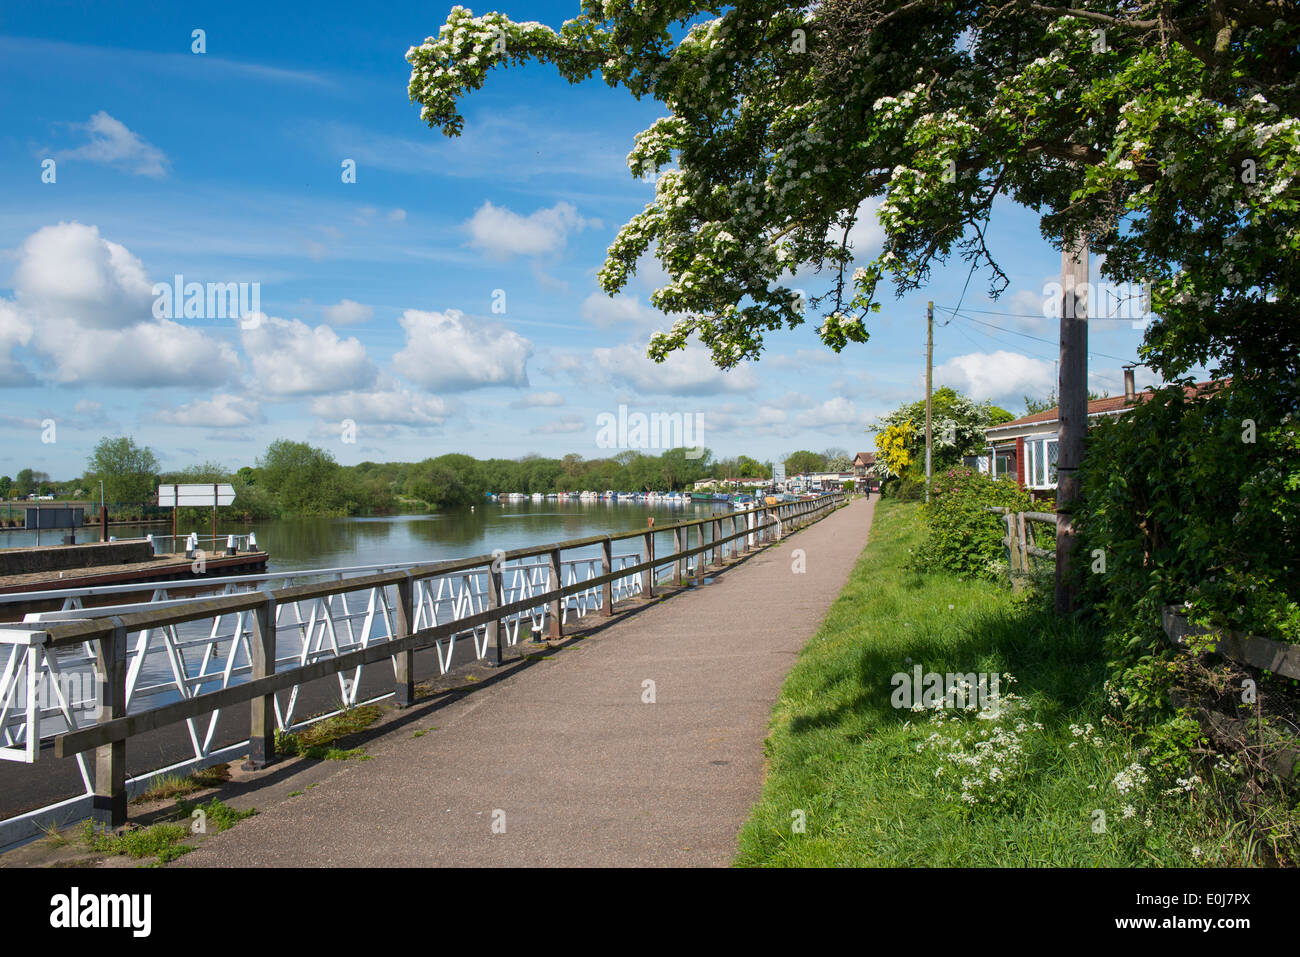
[54,111,169,177]
[322,299,374,325]
[632,247,671,291]
[795,397,868,430]
[464,201,598,259]
[310,385,451,426]
[0,299,37,385]
[392,309,532,391]
[241,315,377,396]
[587,343,758,396]
[1010,286,1057,321]
[534,415,585,434]
[843,198,885,259]
[509,391,565,408]
[1,222,239,387]
[388,208,407,223]
[13,221,154,329]
[156,393,263,427]
[580,293,667,330]
[934,350,1056,406]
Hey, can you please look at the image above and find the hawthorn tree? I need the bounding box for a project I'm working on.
[407,1,1299,383]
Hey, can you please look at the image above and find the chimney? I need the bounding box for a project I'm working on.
[1123,367,1136,402]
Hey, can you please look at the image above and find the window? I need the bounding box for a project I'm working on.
[1026,437,1058,488]
[983,451,1015,481]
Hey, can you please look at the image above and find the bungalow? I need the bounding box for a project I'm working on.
[852,451,879,492]
[976,371,1225,495]
[852,451,875,480]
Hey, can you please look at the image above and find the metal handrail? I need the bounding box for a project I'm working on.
[0,493,846,841]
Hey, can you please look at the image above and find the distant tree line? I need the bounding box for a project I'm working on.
[9,437,874,518]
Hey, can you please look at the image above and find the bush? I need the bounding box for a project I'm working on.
[1074,378,1300,646]
[892,478,926,501]
[912,466,1033,579]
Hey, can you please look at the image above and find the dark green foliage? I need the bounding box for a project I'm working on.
[913,466,1034,579]
[86,436,159,506]
[1075,378,1300,649]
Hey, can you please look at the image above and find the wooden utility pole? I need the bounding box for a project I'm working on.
[1056,238,1088,614]
[925,300,934,504]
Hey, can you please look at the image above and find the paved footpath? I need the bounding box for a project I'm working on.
[179,495,876,867]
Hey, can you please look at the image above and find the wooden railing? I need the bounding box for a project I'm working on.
[6,494,847,828]
[986,507,1056,576]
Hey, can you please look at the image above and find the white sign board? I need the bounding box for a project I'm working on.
[158,483,236,507]
[773,464,786,485]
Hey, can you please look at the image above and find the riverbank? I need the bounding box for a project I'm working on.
[96,497,872,866]
[735,499,1268,867]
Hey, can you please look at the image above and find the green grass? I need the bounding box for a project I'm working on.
[131,763,231,804]
[735,499,1251,867]
[276,704,381,759]
[175,797,257,832]
[80,820,192,862]
[78,796,255,865]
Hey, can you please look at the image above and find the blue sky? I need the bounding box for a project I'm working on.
[0,1,1166,480]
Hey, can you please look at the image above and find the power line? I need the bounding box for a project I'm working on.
[949,313,1057,362]
[940,308,1135,364]
[944,305,1152,323]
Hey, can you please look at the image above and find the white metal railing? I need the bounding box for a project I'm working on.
[0,493,846,845]
[0,552,647,772]
[143,532,257,556]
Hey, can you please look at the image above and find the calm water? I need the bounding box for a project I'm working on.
[4,500,737,572]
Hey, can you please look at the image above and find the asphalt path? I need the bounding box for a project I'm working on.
[173,494,876,867]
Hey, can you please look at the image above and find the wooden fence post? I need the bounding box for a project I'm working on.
[92,617,128,827]
[695,523,706,583]
[674,526,685,583]
[547,547,562,640]
[245,594,276,770]
[393,572,415,707]
[601,536,613,616]
[643,530,655,598]
[488,560,505,664]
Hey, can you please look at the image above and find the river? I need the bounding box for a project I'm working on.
[2,498,736,572]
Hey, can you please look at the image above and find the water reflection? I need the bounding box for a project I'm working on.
[10,500,735,571]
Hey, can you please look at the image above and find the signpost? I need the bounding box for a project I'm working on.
[25,506,84,546]
[157,483,236,553]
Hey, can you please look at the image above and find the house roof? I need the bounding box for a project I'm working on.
[986,379,1228,436]
[853,451,875,465]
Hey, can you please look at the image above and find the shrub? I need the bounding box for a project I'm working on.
[913,466,1033,579]
[892,477,926,501]
[1074,378,1300,647]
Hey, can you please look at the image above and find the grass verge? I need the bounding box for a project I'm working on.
[131,763,231,804]
[275,704,381,760]
[78,797,254,866]
[735,498,1265,866]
